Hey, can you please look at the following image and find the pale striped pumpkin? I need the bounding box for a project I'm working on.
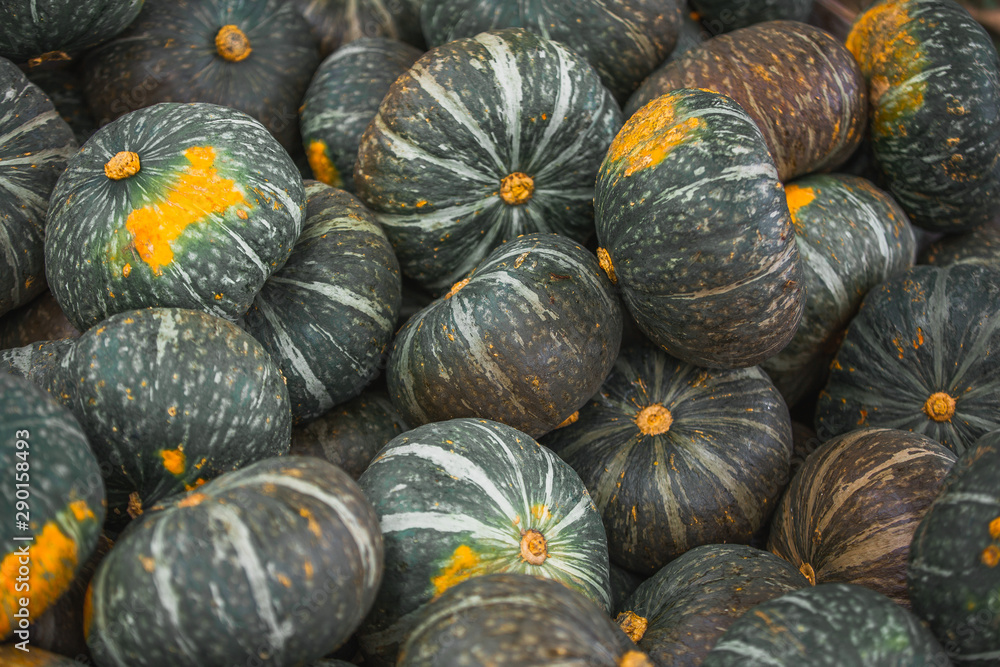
[357,418,612,667]
[85,456,382,667]
[354,27,622,294]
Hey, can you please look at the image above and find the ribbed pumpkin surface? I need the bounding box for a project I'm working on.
[0,0,142,63]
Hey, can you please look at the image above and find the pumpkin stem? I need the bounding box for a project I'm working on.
[635,404,672,436]
[799,561,817,586]
[500,172,534,205]
[616,611,649,643]
[923,392,956,422]
[127,491,144,519]
[215,24,252,62]
[519,528,547,565]
[105,151,141,180]
[596,247,617,284]
[617,650,654,667]
[444,277,469,299]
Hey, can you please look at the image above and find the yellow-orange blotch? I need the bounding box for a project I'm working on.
[306,140,342,187]
[784,184,816,220]
[431,544,483,596]
[160,448,186,476]
[606,96,702,177]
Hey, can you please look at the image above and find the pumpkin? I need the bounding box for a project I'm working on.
[399,574,652,667]
[760,174,917,407]
[688,0,815,31]
[0,645,90,665]
[595,88,804,369]
[0,1,142,64]
[242,181,401,424]
[356,418,612,666]
[541,342,793,574]
[768,428,955,606]
[815,263,1000,455]
[0,291,80,349]
[2,339,75,393]
[291,0,425,57]
[908,429,1000,663]
[614,544,809,667]
[44,102,305,332]
[354,27,622,294]
[0,57,78,318]
[1,374,105,642]
[626,21,867,182]
[920,219,1000,267]
[387,233,622,439]
[82,0,319,154]
[300,37,422,192]
[84,456,383,667]
[701,583,950,666]
[846,0,1000,232]
[46,307,291,529]
[419,0,682,102]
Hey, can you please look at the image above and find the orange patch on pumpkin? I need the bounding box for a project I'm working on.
[431,545,484,597]
[306,140,342,187]
[784,184,816,222]
[160,447,186,476]
[605,95,702,177]
[1,521,81,636]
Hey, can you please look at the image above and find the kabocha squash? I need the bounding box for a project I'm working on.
[688,0,815,31]
[47,307,291,528]
[398,574,651,667]
[1,374,105,642]
[701,583,950,666]
[815,263,1000,454]
[387,233,622,439]
[846,0,1000,231]
[761,174,916,407]
[357,418,612,666]
[242,182,401,424]
[419,0,682,102]
[0,58,78,318]
[354,28,622,293]
[541,343,793,574]
[595,88,804,369]
[85,456,383,667]
[0,291,80,349]
[2,339,74,389]
[920,219,1000,267]
[0,645,89,665]
[626,21,867,182]
[44,102,305,332]
[908,429,1000,663]
[291,0,425,57]
[614,544,809,667]
[82,0,319,154]
[768,428,955,606]
[300,37,422,192]
[0,1,142,64]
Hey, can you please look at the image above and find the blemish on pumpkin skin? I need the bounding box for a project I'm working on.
[431,545,483,597]
[530,504,550,521]
[299,508,323,538]
[139,556,156,572]
[161,447,186,475]
[1,521,80,636]
[989,516,1000,540]
[606,96,702,177]
[983,544,1000,568]
[784,184,816,220]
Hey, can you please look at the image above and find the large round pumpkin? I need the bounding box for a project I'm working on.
[0,1,142,64]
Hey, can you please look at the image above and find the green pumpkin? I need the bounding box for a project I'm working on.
[0,0,142,63]
[920,219,1000,267]
[2,338,75,391]
[688,0,814,31]
[291,0,425,57]
[44,102,305,332]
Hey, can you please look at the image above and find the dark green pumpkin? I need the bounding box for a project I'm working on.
[354,27,623,294]
[44,102,305,331]
[387,233,622,439]
[908,429,1000,664]
[595,88,804,369]
[291,0,425,57]
[300,37,422,192]
[542,343,793,574]
[357,418,612,666]
[768,428,955,606]
[2,338,75,392]
[0,57,77,318]
[0,644,90,665]
[0,0,142,64]
[419,0,682,102]
[1,374,105,642]
[846,0,1000,231]
[85,456,383,667]
[920,219,1000,267]
[242,181,401,424]
[614,544,809,667]
[688,0,814,31]
[815,263,1000,455]
[0,290,80,349]
[398,574,651,667]
[761,174,916,407]
[701,583,950,666]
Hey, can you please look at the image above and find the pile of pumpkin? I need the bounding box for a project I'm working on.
[2,0,999,664]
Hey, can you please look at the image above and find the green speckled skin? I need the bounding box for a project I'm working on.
[300,37,422,192]
[0,0,143,63]
[242,181,401,425]
[357,418,612,667]
[618,545,808,667]
[2,338,75,390]
[596,88,803,369]
[420,0,681,102]
[86,456,383,667]
[398,574,645,667]
[387,233,622,439]
[354,28,622,294]
[81,0,319,153]
[291,0,425,57]
[762,174,916,407]
[0,58,77,318]
[542,343,793,574]
[815,263,1000,454]
[0,374,105,640]
[702,583,950,666]
[46,308,291,528]
[0,644,91,665]
[689,0,814,31]
[44,102,305,331]
[847,0,1000,231]
[908,430,1000,665]
[920,219,1000,267]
